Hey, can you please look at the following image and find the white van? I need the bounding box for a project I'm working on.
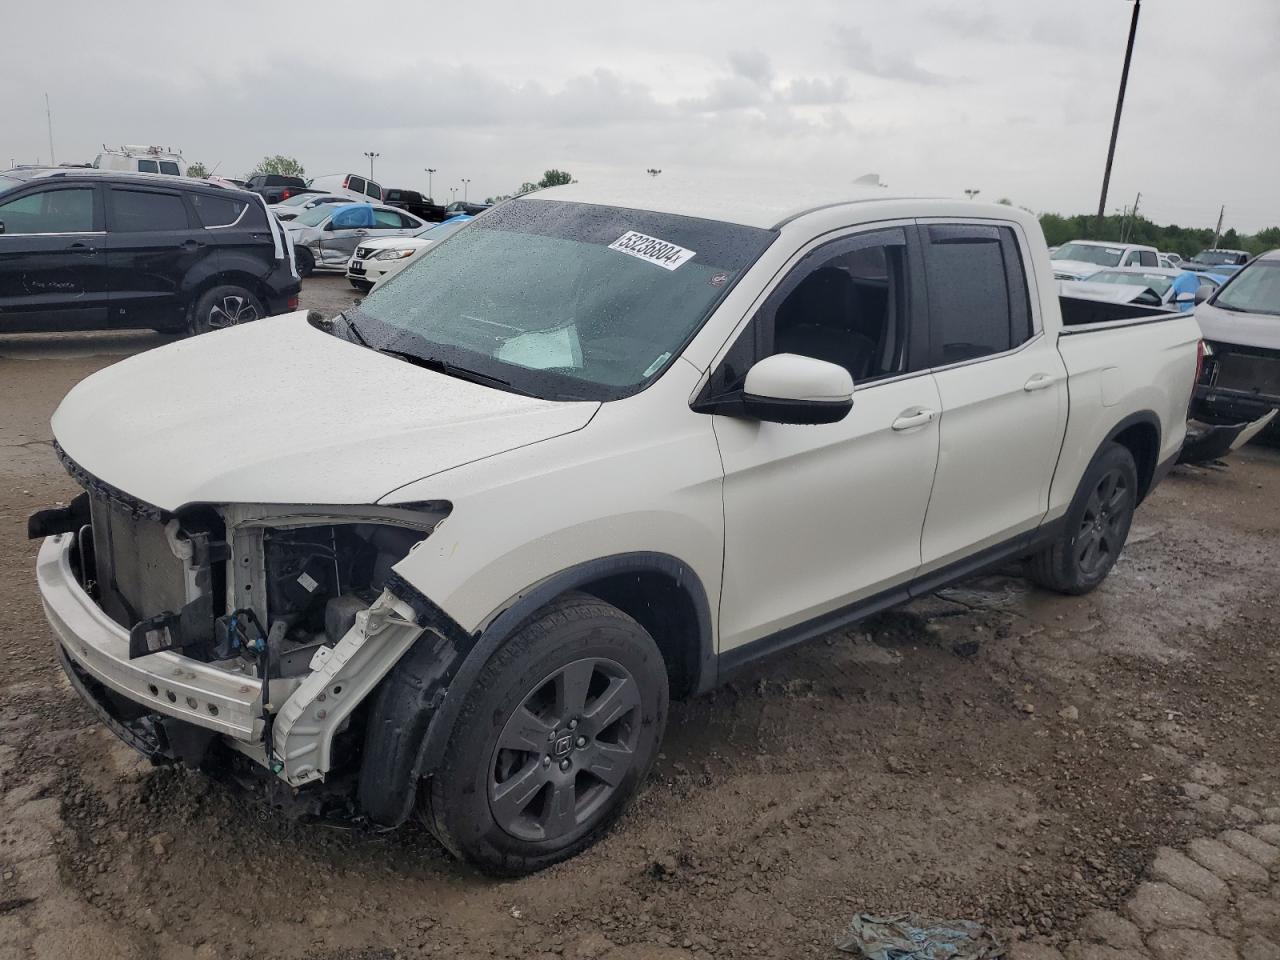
[308,173,383,202]
[93,145,188,177]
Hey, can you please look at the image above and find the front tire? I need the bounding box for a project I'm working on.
[1027,442,1138,595]
[349,278,373,292]
[187,285,264,336]
[423,593,668,876]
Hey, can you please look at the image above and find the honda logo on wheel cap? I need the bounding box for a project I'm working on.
[553,735,574,758]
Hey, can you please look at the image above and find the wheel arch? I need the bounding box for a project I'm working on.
[1103,410,1162,503]
[357,552,715,827]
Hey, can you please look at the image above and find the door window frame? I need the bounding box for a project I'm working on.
[694,219,931,409]
[913,217,1045,373]
[0,182,105,236]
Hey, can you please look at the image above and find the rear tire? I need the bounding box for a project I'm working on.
[187,285,264,336]
[294,246,315,278]
[422,593,668,876]
[349,278,373,292]
[1027,442,1138,595]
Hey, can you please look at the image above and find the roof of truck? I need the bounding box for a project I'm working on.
[529,174,938,229]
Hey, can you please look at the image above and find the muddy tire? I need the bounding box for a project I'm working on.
[1027,442,1138,595]
[187,285,264,336]
[422,593,668,876]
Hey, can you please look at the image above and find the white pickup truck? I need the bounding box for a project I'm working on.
[1051,238,1161,280]
[32,179,1201,875]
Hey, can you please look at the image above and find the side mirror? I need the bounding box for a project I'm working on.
[741,353,854,425]
[1195,286,1213,305]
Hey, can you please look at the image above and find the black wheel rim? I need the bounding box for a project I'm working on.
[207,295,258,329]
[488,657,641,843]
[1076,466,1131,578]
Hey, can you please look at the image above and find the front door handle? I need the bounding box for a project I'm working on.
[182,238,203,250]
[892,408,937,431]
[354,230,369,237]
[67,242,95,255]
[1024,373,1057,392]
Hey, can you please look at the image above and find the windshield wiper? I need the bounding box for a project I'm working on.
[377,347,539,397]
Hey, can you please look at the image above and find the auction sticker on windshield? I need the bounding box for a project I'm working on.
[608,231,697,271]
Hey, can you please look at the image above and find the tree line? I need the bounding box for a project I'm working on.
[1040,212,1280,258]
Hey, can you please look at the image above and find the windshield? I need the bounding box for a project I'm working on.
[1055,243,1124,267]
[279,193,317,207]
[421,217,470,240]
[1193,250,1245,266]
[352,198,774,401]
[293,204,343,227]
[1087,271,1174,297]
[1214,261,1280,316]
[0,175,19,197]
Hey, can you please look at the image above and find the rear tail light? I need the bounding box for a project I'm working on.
[1194,339,1206,384]
[281,188,294,200]
[287,295,299,310]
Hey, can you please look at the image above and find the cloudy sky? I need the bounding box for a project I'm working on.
[3,0,1277,231]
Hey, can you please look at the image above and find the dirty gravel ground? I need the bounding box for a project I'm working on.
[1,275,1278,960]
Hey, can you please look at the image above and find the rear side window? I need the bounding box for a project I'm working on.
[922,223,1032,364]
[348,176,366,195]
[108,189,190,232]
[1138,250,1157,267]
[365,181,382,199]
[136,159,159,173]
[189,192,247,227]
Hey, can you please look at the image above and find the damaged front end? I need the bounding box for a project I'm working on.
[33,446,451,809]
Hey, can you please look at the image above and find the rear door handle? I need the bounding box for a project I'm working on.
[182,238,203,250]
[1024,373,1057,392]
[892,408,937,431]
[67,242,95,255]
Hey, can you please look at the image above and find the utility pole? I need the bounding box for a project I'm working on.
[424,167,436,200]
[1213,205,1225,248]
[1097,0,1142,235]
[363,151,380,178]
[44,93,55,165]
[1124,191,1141,241]
[461,178,471,202]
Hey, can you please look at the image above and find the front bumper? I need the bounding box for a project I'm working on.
[346,255,406,285]
[37,534,263,742]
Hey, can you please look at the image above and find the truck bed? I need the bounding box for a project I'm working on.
[1059,295,1178,328]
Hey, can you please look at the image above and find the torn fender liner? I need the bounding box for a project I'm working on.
[357,572,476,826]
[836,913,1005,960]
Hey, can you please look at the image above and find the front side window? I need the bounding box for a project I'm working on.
[922,223,1032,364]
[1213,260,1280,317]
[1138,251,1158,267]
[108,189,189,232]
[351,198,774,401]
[0,187,95,234]
[348,176,366,194]
[365,181,382,199]
[136,159,159,173]
[712,228,912,398]
[158,161,181,176]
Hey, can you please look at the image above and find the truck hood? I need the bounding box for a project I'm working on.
[51,312,599,511]
[1196,301,1280,352]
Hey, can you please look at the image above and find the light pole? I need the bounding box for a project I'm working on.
[964,188,981,200]
[646,168,662,177]
[363,151,380,178]
[1097,0,1142,234]
[424,167,436,200]
[461,178,471,202]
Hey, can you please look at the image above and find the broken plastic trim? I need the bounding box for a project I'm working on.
[53,441,169,522]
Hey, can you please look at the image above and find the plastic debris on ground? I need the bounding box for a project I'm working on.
[835,913,1005,959]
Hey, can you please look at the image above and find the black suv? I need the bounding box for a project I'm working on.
[243,173,310,204]
[0,168,300,336]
